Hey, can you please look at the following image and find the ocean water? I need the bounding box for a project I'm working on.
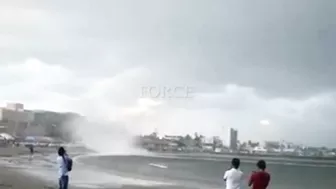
[1,150,177,189]
[4,149,336,189]
[78,154,336,189]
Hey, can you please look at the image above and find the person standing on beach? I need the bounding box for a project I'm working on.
[28,144,34,161]
[248,160,270,189]
[57,147,71,189]
[223,158,244,189]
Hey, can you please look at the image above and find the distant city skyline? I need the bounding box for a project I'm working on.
[144,128,327,149]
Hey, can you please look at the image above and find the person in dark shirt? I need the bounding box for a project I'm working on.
[28,145,34,161]
[248,160,270,189]
[29,145,34,154]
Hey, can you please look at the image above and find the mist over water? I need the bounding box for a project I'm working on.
[66,118,148,155]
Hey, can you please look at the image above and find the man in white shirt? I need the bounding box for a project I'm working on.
[223,158,244,189]
[57,147,69,189]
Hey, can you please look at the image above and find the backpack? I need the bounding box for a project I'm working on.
[63,156,73,172]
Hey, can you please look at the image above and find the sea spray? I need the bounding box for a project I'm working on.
[64,117,148,155]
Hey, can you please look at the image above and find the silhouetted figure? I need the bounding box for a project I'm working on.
[28,145,34,161]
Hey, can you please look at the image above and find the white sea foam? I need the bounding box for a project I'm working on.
[149,163,168,169]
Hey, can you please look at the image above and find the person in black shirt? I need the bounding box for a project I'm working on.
[28,145,34,161]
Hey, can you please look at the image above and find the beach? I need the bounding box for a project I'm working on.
[0,146,164,189]
[0,146,102,189]
[0,146,55,189]
[1,146,336,189]
[0,166,51,189]
[0,165,165,189]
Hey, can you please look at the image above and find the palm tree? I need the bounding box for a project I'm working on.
[185,134,192,140]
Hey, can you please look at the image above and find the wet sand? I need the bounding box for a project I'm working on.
[0,166,170,189]
[0,146,163,189]
[0,166,52,189]
[0,146,56,189]
[0,166,162,189]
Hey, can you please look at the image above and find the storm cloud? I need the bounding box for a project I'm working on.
[1,0,336,147]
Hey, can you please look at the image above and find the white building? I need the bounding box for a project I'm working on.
[253,146,267,153]
[0,133,15,140]
[163,135,183,141]
[0,103,35,136]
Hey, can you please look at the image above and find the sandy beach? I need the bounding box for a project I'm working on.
[0,146,162,189]
[0,146,104,189]
[0,166,52,189]
[0,166,163,189]
[0,146,57,189]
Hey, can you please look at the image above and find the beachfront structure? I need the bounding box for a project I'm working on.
[32,110,82,140]
[252,146,267,154]
[6,103,24,111]
[202,143,213,152]
[0,133,15,141]
[263,141,281,150]
[24,124,47,136]
[163,135,183,141]
[0,103,34,136]
[228,127,238,151]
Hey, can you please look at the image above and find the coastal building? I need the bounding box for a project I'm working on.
[24,124,47,136]
[228,127,238,151]
[264,141,280,148]
[247,140,259,148]
[202,143,213,152]
[263,141,281,152]
[252,146,267,154]
[163,135,183,141]
[6,103,24,111]
[140,137,170,151]
[32,110,82,140]
[203,137,214,144]
[0,103,34,136]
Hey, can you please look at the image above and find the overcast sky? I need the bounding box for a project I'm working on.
[1,0,336,147]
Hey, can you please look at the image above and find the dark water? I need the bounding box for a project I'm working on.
[80,154,336,189]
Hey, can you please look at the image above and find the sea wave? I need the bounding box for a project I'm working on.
[73,153,177,188]
[149,163,168,169]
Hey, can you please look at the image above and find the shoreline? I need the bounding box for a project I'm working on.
[0,166,55,189]
[0,146,56,189]
[152,151,336,162]
[3,146,334,189]
[0,146,89,189]
[0,146,165,189]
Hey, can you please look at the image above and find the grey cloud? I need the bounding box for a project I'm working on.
[1,0,336,146]
[2,0,336,96]
[2,1,336,98]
